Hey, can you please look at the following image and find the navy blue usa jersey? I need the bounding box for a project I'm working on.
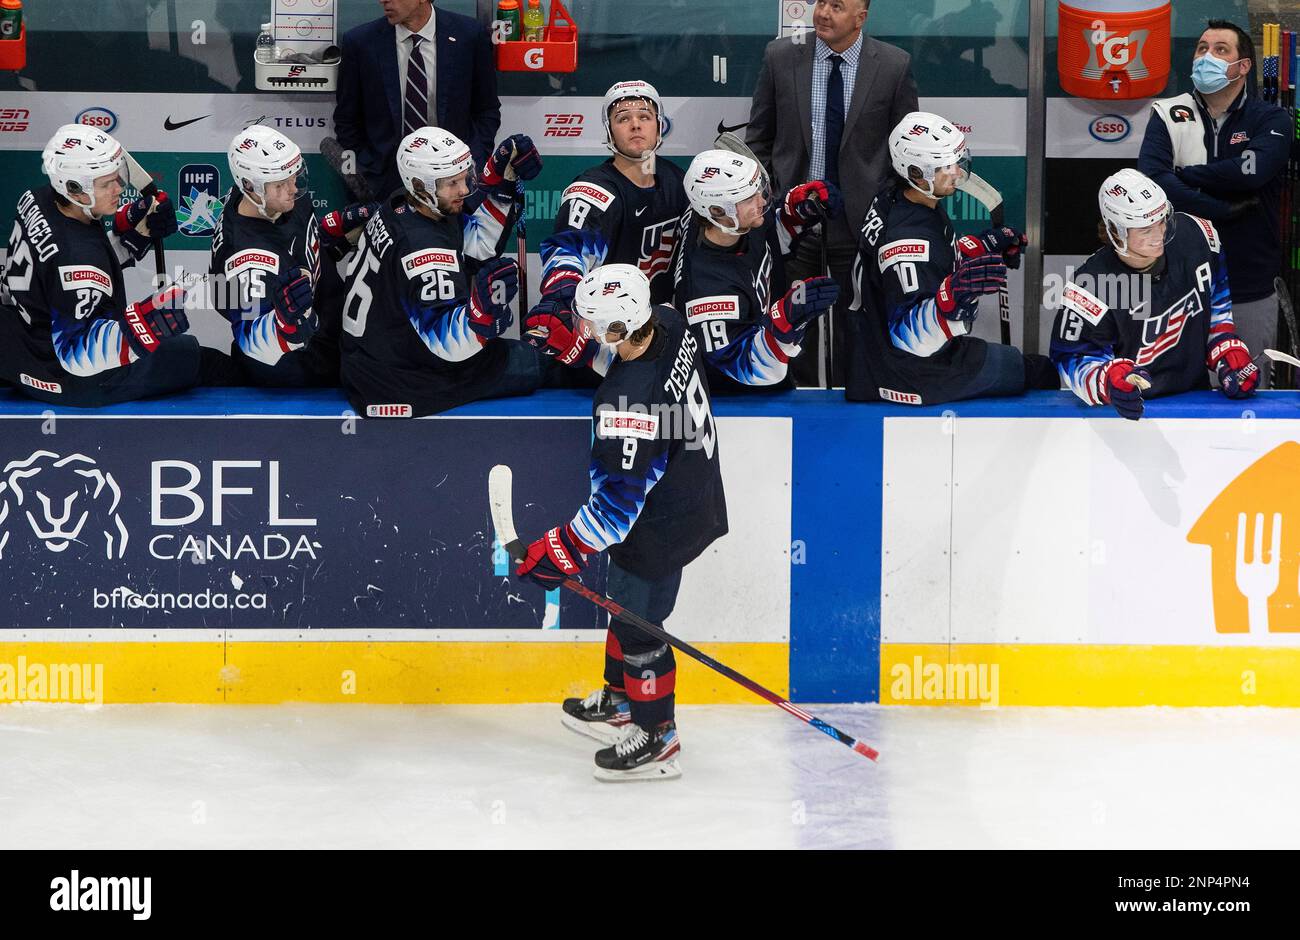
[846,181,988,405]
[1050,212,1232,403]
[209,189,343,386]
[0,185,152,381]
[568,304,728,580]
[338,188,518,416]
[671,203,814,394]
[540,159,687,305]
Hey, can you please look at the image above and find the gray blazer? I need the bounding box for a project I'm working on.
[746,33,919,247]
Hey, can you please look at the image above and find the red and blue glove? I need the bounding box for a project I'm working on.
[114,191,178,257]
[523,298,596,367]
[936,254,1006,322]
[120,284,189,357]
[321,201,378,240]
[767,276,839,346]
[1208,335,1259,399]
[958,225,1028,270]
[1103,358,1150,421]
[516,524,590,589]
[468,258,519,341]
[483,134,543,187]
[267,268,315,337]
[781,180,843,225]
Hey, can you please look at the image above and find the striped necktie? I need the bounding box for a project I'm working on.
[403,34,429,136]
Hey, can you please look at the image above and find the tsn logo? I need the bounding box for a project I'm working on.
[543,114,584,138]
[0,108,31,133]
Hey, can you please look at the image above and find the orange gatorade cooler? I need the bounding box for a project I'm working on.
[1058,0,1171,99]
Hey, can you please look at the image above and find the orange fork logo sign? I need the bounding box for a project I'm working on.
[1187,441,1300,633]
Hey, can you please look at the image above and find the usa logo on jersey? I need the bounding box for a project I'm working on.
[1135,288,1203,367]
[638,219,676,283]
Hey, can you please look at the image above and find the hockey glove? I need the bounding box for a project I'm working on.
[114,191,178,257]
[321,201,379,241]
[267,268,316,338]
[120,284,189,357]
[1103,358,1151,421]
[523,298,596,367]
[1208,335,1259,399]
[957,225,1028,270]
[768,276,839,346]
[483,134,543,187]
[468,258,519,341]
[781,181,844,225]
[936,254,1007,322]
[516,524,589,589]
[539,267,582,308]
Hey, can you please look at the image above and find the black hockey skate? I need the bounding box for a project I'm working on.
[561,685,631,745]
[593,721,681,782]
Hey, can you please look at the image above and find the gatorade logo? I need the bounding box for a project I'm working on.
[1188,442,1300,633]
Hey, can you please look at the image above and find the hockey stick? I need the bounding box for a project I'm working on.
[487,464,880,762]
[957,172,1012,346]
[121,150,166,288]
[515,179,529,319]
[1274,276,1299,388]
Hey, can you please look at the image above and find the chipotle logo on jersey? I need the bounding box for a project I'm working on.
[57,265,112,294]
[684,295,740,326]
[402,248,459,275]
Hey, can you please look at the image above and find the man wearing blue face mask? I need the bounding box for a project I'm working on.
[1139,19,1291,387]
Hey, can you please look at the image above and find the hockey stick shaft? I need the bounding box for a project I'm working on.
[515,180,529,317]
[487,465,879,761]
[958,172,1011,345]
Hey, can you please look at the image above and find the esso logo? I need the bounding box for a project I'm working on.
[1089,115,1131,143]
[75,107,118,133]
[523,47,545,70]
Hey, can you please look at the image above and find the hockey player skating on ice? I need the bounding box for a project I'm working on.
[845,111,1055,405]
[672,148,840,393]
[1050,168,1258,420]
[339,127,549,416]
[210,126,369,387]
[0,124,236,406]
[514,264,726,781]
[523,81,688,370]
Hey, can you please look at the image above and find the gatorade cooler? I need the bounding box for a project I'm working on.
[1058,0,1171,99]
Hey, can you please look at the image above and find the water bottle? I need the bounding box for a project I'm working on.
[496,0,520,43]
[0,0,22,41]
[522,0,545,43]
[255,22,276,64]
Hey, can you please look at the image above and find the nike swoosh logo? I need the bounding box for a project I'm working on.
[164,115,210,131]
[635,207,648,217]
[717,120,748,135]
[1271,130,1284,137]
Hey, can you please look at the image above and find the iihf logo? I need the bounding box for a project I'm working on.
[0,451,129,560]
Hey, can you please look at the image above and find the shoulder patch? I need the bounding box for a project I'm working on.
[596,409,660,441]
[401,247,460,278]
[683,295,741,325]
[561,181,616,209]
[1189,215,1220,253]
[56,264,112,295]
[878,238,930,272]
[1062,283,1108,326]
[224,249,281,280]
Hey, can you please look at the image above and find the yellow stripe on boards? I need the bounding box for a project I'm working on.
[0,642,787,705]
[880,644,1300,707]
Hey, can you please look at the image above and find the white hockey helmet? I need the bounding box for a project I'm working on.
[889,112,971,198]
[573,264,653,345]
[1099,168,1173,257]
[228,126,307,220]
[41,124,126,218]
[602,80,668,157]
[685,149,771,236]
[397,127,478,213]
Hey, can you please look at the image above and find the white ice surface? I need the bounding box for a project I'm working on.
[1,704,1298,849]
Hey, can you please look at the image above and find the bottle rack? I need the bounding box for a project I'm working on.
[0,24,26,71]
[496,0,577,73]
[255,58,338,92]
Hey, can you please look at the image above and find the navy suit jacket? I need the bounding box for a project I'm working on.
[334,8,501,200]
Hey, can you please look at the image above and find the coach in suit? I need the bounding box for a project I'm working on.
[334,0,501,200]
[747,0,918,387]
